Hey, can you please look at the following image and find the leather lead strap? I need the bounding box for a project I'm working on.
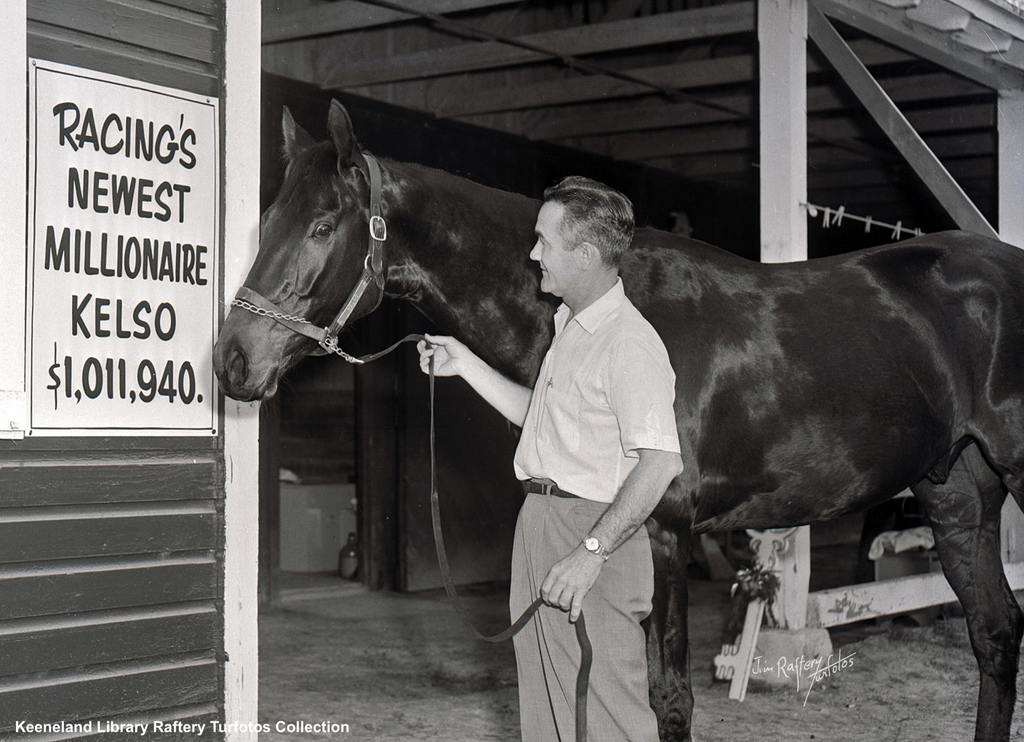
[427,354,591,742]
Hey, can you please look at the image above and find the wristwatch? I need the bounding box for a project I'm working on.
[582,536,611,560]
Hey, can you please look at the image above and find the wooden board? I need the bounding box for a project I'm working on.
[0,607,218,676]
[29,0,219,64]
[0,659,219,731]
[0,559,218,620]
[0,509,218,562]
[0,459,220,506]
[807,561,1024,627]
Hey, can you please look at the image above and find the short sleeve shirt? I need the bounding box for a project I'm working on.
[513,278,681,503]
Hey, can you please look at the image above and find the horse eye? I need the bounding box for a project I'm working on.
[313,223,333,239]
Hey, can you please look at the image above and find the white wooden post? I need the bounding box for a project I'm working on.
[0,0,26,440]
[756,0,811,630]
[759,0,808,265]
[223,3,263,739]
[998,89,1024,564]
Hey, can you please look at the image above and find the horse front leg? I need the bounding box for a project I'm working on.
[645,521,693,742]
[912,443,1024,742]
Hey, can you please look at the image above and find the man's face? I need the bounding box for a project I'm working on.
[530,201,579,298]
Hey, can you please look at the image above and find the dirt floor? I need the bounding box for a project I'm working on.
[259,578,1024,742]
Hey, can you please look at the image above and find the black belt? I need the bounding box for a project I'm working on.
[523,479,580,499]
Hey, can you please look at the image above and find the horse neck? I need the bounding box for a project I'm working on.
[380,160,553,384]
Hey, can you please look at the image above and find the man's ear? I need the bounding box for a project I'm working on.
[575,241,599,269]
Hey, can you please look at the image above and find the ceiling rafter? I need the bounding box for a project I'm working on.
[430,38,924,118]
[815,0,1024,89]
[648,135,992,179]
[530,76,989,140]
[433,56,752,117]
[263,0,521,44]
[945,0,1024,41]
[808,155,990,190]
[606,109,993,160]
[319,2,755,88]
[262,0,1005,196]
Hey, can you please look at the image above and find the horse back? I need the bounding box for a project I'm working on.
[619,230,1024,530]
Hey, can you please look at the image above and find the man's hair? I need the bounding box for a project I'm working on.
[543,176,635,267]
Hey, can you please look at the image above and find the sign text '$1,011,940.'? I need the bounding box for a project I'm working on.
[46,352,203,410]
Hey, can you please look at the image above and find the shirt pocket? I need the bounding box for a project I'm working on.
[541,384,581,452]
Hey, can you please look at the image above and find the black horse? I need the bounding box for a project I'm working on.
[214,100,1024,741]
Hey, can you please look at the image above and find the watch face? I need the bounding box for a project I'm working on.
[584,537,600,552]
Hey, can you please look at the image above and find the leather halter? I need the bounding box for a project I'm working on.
[230,151,388,364]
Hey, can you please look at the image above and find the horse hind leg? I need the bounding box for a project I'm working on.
[645,522,693,742]
[912,442,1024,742]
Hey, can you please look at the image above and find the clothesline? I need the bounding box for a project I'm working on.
[800,201,924,240]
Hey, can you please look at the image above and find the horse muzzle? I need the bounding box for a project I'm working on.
[213,311,289,401]
[213,339,279,401]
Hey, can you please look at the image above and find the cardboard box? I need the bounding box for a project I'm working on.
[280,483,357,572]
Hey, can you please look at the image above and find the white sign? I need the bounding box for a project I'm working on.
[26,60,219,435]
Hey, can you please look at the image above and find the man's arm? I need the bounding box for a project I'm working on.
[540,448,683,621]
[417,334,533,426]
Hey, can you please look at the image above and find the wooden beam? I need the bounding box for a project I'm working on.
[435,56,754,117]
[434,37,914,118]
[223,0,262,732]
[815,0,1024,90]
[322,3,755,87]
[759,0,808,265]
[905,0,971,32]
[607,104,992,160]
[532,75,988,139]
[808,155,991,189]
[807,562,1024,628]
[612,124,751,160]
[946,0,1024,44]
[755,0,812,634]
[808,5,997,237]
[649,151,757,179]
[812,178,992,206]
[998,88,1024,561]
[0,0,26,437]
[998,90,1024,246]
[649,140,989,179]
[954,18,1014,54]
[263,0,521,44]
[600,0,646,22]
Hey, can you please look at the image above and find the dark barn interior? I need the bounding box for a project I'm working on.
[257,0,1010,600]
[251,2,1024,739]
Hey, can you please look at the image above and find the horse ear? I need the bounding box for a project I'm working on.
[281,107,314,163]
[327,99,358,164]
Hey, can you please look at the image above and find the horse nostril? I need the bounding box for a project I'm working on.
[227,348,248,387]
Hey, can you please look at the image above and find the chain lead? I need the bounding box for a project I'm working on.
[231,298,312,326]
[231,297,369,365]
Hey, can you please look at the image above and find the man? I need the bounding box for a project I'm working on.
[417,176,682,741]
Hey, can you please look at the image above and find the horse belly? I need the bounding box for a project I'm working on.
[687,372,956,533]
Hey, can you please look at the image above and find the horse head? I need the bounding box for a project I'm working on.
[214,100,384,400]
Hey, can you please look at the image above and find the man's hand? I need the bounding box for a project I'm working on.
[414,333,532,426]
[417,334,477,378]
[540,545,604,622]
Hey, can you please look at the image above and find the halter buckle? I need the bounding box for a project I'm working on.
[369,215,387,242]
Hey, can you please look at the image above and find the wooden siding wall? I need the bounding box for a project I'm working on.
[1,1,226,737]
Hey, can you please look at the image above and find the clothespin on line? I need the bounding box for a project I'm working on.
[800,202,924,240]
